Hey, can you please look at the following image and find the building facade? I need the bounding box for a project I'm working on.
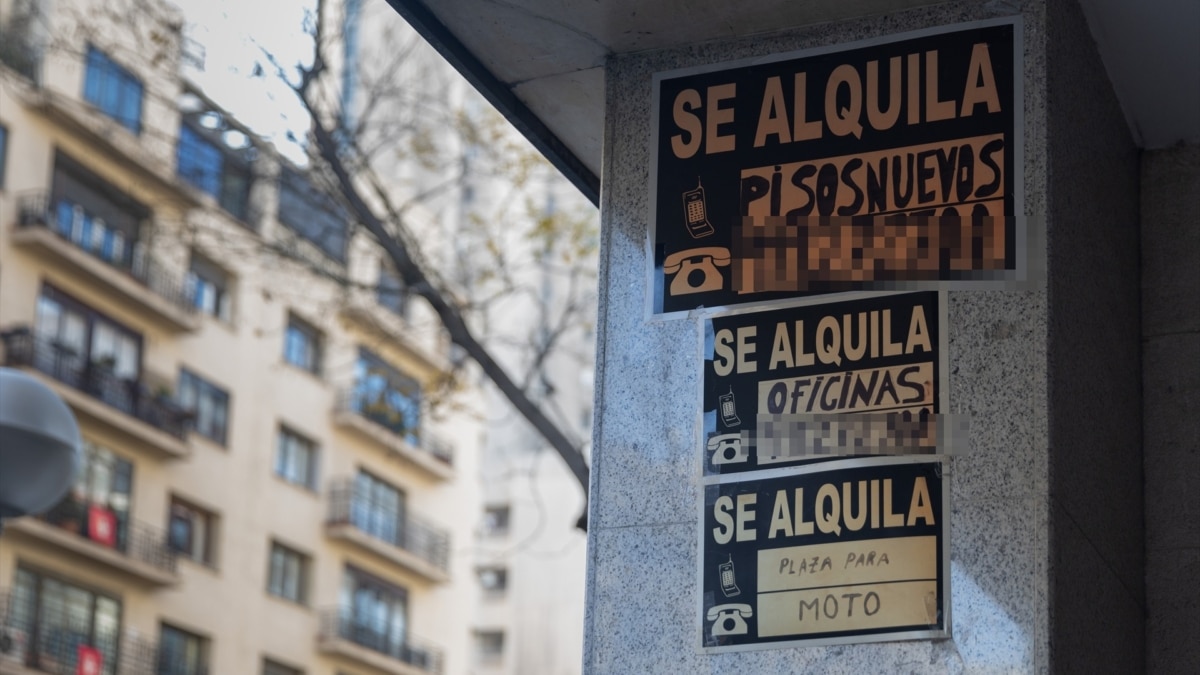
[329,3,596,672]
[0,0,491,673]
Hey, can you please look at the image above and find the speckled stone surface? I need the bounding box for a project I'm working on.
[584,1,1060,672]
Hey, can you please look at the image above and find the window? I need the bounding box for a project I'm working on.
[0,124,8,189]
[263,659,303,675]
[275,427,318,489]
[168,496,217,566]
[349,471,406,546]
[50,152,147,270]
[377,261,407,317]
[341,567,407,655]
[35,285,143,392]
[474,630,504,666]
[277,168,348,262]
[186,253,232,321]
[83,46,142,132]
[284,314,322,374]
[42,441,134,550]
[8,568,122,675]
[477,567,508,595]
[176,123,252,220]
[482,505,510,537]
[178,369,230,444]
[351,349,422,445]
[267,541,310,604]
[158,623,209,675]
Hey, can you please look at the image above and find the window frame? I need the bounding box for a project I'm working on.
[376,260,407,318]
[352,349,422,444]
[167,495,218,566]
[176,121,253,221]
[342,565,408,648]
[158,622,209,675]
[12,566,124,675]
[35,283,144,382]
[474,629,505,666]
[276,168,349,263]
[275,426,319,490]
[82,44,143,133]
[177,368,230,445]
[186,253,232,322]
[482,505,511,537]
[283,313,323,375]
[267,540,311,605]
[350,470,406,545]
[477,566,508,595]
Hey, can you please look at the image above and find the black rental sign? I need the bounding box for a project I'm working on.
[650,19,1021,315]
[702,292,945,477]
[698,292,951,650]
[701,457,949,649]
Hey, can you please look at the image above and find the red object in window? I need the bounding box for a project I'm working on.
[77,645,103,675]
[87,505,117,548]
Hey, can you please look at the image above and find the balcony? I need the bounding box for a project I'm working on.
[333,390,454,480]
[2,497,177,588]
[325,480,451,583]
[0,330,192,459]
[317,609,443,675]
[0,590,159,675]
[10,193,201,332]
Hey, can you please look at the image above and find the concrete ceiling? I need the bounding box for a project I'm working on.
[384,0,1200,204]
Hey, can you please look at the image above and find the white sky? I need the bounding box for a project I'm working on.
[169,0,316,162]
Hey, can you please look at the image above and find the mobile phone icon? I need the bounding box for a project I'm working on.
[719,555,740,597]
[683,179,715,239]
[719,388,741,428]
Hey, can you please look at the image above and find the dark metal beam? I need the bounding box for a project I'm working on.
[382,0,601,206]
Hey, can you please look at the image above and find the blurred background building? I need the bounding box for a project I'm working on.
[0,0,595,673]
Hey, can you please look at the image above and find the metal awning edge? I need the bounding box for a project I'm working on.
[382,0,602,206]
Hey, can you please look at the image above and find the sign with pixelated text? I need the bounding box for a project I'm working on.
[701,292,947,478]
[650,19,1021,315]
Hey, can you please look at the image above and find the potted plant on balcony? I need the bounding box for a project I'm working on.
[363,396,407,433]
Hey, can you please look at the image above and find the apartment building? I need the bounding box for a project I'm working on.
[328,4,597,673]
[0,0,485,673]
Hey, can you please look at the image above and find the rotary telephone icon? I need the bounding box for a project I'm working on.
[707,603,752,637]
[707,433,748,466]
[663,247,730,296]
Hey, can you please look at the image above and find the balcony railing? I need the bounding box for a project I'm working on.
[0,329,192,440]
[16,191,197,315]
[327,480,450,574]
[318,608,443,674]
[35,496,177,575]
[0,589,158,675]
[338,389,454,466]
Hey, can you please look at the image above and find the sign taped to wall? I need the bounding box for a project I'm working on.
[698,292,951,650]
[702,292,947,476]
[700,456,949,649]
[650,18,1022,316]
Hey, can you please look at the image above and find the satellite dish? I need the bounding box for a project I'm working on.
[0,368,82,521]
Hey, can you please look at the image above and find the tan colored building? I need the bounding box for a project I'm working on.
[0,0,486,673]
